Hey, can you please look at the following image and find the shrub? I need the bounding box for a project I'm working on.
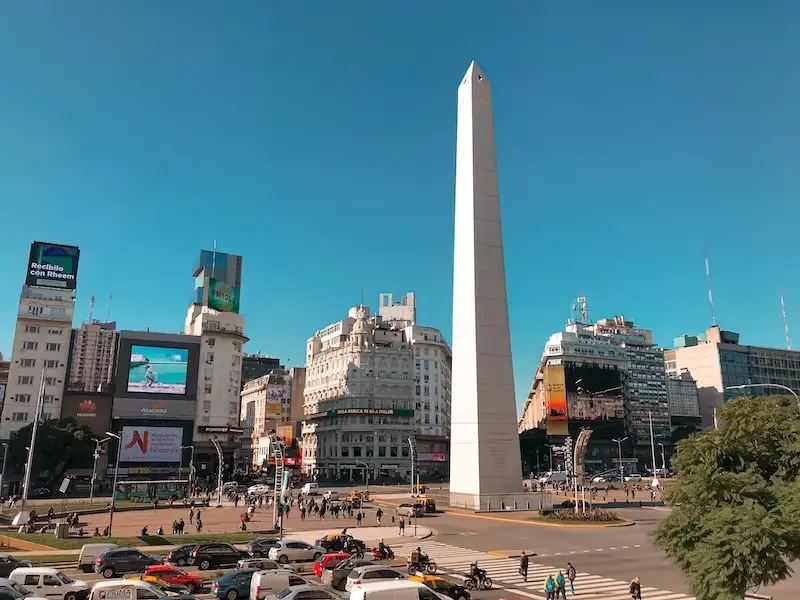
[546,508,620,522]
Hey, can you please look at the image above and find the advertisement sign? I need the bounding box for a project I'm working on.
[265,385,283,416]
[25,241,80,290]
[206,278,241,314]
[544,365,569,436]
[564,363,624,421]
[112,398,196,420]
[127,345,189,395]
[119,426,182,463]
[62,394,113,437]
[197,426,245,435]
[419,452,447,462]
[307,408,415,420]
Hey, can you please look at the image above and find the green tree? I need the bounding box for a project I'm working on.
[8,418,96,486]
[655,395,800,600]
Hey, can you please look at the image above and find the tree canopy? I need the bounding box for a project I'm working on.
[8,418,97,484]
[655,395,800,600]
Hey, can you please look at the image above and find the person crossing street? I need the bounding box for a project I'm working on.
[566,562,576,594]
[556,570,567,599]
[543,574,557,600]
[519,551,529,582]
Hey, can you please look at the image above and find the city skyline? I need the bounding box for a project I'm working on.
[1,3,798,410]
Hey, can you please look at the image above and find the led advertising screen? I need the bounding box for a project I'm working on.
[265,385,283,416]
[206,278,240,313]
[564,363,625,421]
[127,345,189,395]
[544,365,569,436]
[119,426,182,463]
[26,241,80,290]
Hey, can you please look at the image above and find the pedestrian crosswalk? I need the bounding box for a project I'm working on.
[390,540,695,600]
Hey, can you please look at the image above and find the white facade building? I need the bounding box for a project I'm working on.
[1,286,75,437]
[242,368,296,466]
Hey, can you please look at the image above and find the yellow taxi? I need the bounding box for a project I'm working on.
[416,497,437,513]
[409,575,470,600]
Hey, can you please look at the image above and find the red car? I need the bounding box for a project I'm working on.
[314,553,350,577]
[143,564,203,593]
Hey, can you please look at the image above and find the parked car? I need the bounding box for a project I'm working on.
[236,558,290,571]
[94,548,161,579]
[0,577,47,600]
[345,566,406,592]
[314,554,350,578]
[166,545,198,567]
[249,570,310,600]
[321,559,373,591]
[134,565,202,594]
[268,541,325,564]
[409,575,469,600]
[211,569,256,600]
[189,543,248,570]
[0,557,33,579]
[8,568,89,600]
[245,538,280,558]
[261,584,338,600]
[395,504,424,518]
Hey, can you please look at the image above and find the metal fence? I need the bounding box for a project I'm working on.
[422,488,553,512]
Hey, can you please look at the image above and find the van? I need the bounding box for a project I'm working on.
[538,472,568,484]
[249,570,310,600]
[349,580,441,600]
[77,545,118,574]
[9,568,90,600]
[322,491,339,501]
[300,483,319,495]
[89,580,166,600]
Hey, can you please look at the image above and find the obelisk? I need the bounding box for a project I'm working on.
[449,61,523,510]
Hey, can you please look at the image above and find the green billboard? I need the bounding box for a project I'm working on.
[207,278,240,313]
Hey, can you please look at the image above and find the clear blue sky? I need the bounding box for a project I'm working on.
[1,2,798,411]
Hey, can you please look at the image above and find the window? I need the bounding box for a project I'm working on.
[28,306,43,316]
[207,338,216,347]
[20,359,36,368]
[23,575,39,587]
[233,341,242,352]
[204,385,212,394]
[48,328,63,335]
[45,360,58,368]
[353,446,362,457]
[15,394,31,403]
[45,395,56,403]
[206,353,214,364]
[23,341,38,350]
[232,356,240,366]
[42,576,60,587]
[402,446,409,457]
[45,377,57,386]
[12,413,29,422]
[17,376,34,385]
[24,325,40,333]
[378,447,386,457]
[341,447,349,457]
[391,447,398,457]
[46,343,61,352]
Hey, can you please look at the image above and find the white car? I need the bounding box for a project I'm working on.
[624,474,642,482]
[268,541,325,564]
[265,584,339,600]
[591,476,607,483]
[248,484,271,496]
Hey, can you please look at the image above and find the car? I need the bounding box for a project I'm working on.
[247,484,271,496]
[0,557,33,578]
[264,584,339,600]
[189,543,248,570]
[300,483,319,495]
[322,491,340,501]
[94,548,161,578]
[625,474,643,482]
[314,534,365,554]
[245,538,280,558]
[345,566,406,592]
[0,577,48,600]
[236,558,290,571]
[123,574,191,596]
[9,568,90,600]
[314,553,350,578]
[211,569,256,600]
[395,503,424,518]
[136,565,203,594]
[409,575,470,600]
[321,559,373,591]
[166,545,198,567]
[268,541,325,564]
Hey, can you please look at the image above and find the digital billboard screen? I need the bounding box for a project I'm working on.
[119,426,183,463]
[26,241,80,290]
[564,363,624,421]
[127,345,189,395]
[206,278,240,313]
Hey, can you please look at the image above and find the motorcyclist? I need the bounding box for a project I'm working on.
[378,539,387,555]
[470,561,486,583]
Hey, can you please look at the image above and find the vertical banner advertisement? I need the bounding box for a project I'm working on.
[544,365,569,436]
[265,385,283,415]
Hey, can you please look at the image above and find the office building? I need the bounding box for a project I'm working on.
[0,353,9,413]
[301,293,451,481]
[191,250,242,305]
[1,242,80,438]
[669,325,800,427]
[664,371,701,428]
[242,354,284,386]
[67,321,118,393]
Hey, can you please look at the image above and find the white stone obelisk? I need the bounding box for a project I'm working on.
[449,61,523,510]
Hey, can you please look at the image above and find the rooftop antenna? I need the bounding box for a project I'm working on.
[211,240,217,279]
[88,294,95,323]
[106,292,113,322]
[578,295,588,323]
[705,253,716,327]
[781,294,792,350]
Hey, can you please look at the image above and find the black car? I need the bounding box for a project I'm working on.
[167,544,199,567]
[95,548,161,578]
[315,535,366,554]
[189,543,248,570]
[0,556,33,579]
[322,558,373,591]
[245,538,279,558]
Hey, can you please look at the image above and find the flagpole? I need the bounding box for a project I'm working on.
[21,366,46,513]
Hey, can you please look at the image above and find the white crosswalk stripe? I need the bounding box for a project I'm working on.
[389,541,695,600]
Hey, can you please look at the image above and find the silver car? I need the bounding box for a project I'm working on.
[396,503,424,518]
[268,541,326,564]
[345,565,406,591]
[237,557,296,571]
[267,584,340,600]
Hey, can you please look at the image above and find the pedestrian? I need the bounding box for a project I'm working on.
[356,511,362,526]
[196,509,201,522]
[566,562,576,594]
[189,508,194,523]
[543,574,556,600]
[399,517,405,536]
[556,570,566,600]
[519,551,528,582]
[196,518,203,533]
[629,576,641,599]
[376,508,383,526]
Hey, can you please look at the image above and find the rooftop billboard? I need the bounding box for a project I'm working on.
[205,277,240,314]
[26,241,80,290]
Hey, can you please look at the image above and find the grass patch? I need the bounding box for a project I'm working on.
[3,531,274,551]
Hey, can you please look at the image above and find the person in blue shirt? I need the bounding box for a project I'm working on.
[543,574,556,600]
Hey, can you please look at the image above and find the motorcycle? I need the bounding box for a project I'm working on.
[463,572,493,590]
[407,554,437,575]
[371,547,396,560]
[345,544,365,560]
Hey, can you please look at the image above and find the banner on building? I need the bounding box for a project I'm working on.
[119,426,182,463]
[205,277,240,314]
[265,385,283,415]
[25,241,80,290]
[544,365,569,436]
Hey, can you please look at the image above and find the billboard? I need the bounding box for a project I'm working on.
[119,426,182,463]
[62,393,113,436]
[206,278,240,314]
[266,385,283,416]
[26,241,80,290]
[564,363,624,421]
[127,345,189,395]
[544,365,569,436]
[112,398,196,420]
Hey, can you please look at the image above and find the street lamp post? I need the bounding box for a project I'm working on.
[0,443,8,497]
[356,461,369,490]
[648,412,659,488]
[657,442,666,473]
[105,431,123,536]
[726,383,800,410]
[90,437,111,504]
[612,436,628,482]
[183,445,195,496]
[544,444,554,471]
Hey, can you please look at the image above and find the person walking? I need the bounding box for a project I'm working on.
[629,576,641,599]
[543,574,556,600]
[399,517,405,536]
[519,551,529,582]
[566,562,576,594]
[556,570,566,600]
[376,508,383,526]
